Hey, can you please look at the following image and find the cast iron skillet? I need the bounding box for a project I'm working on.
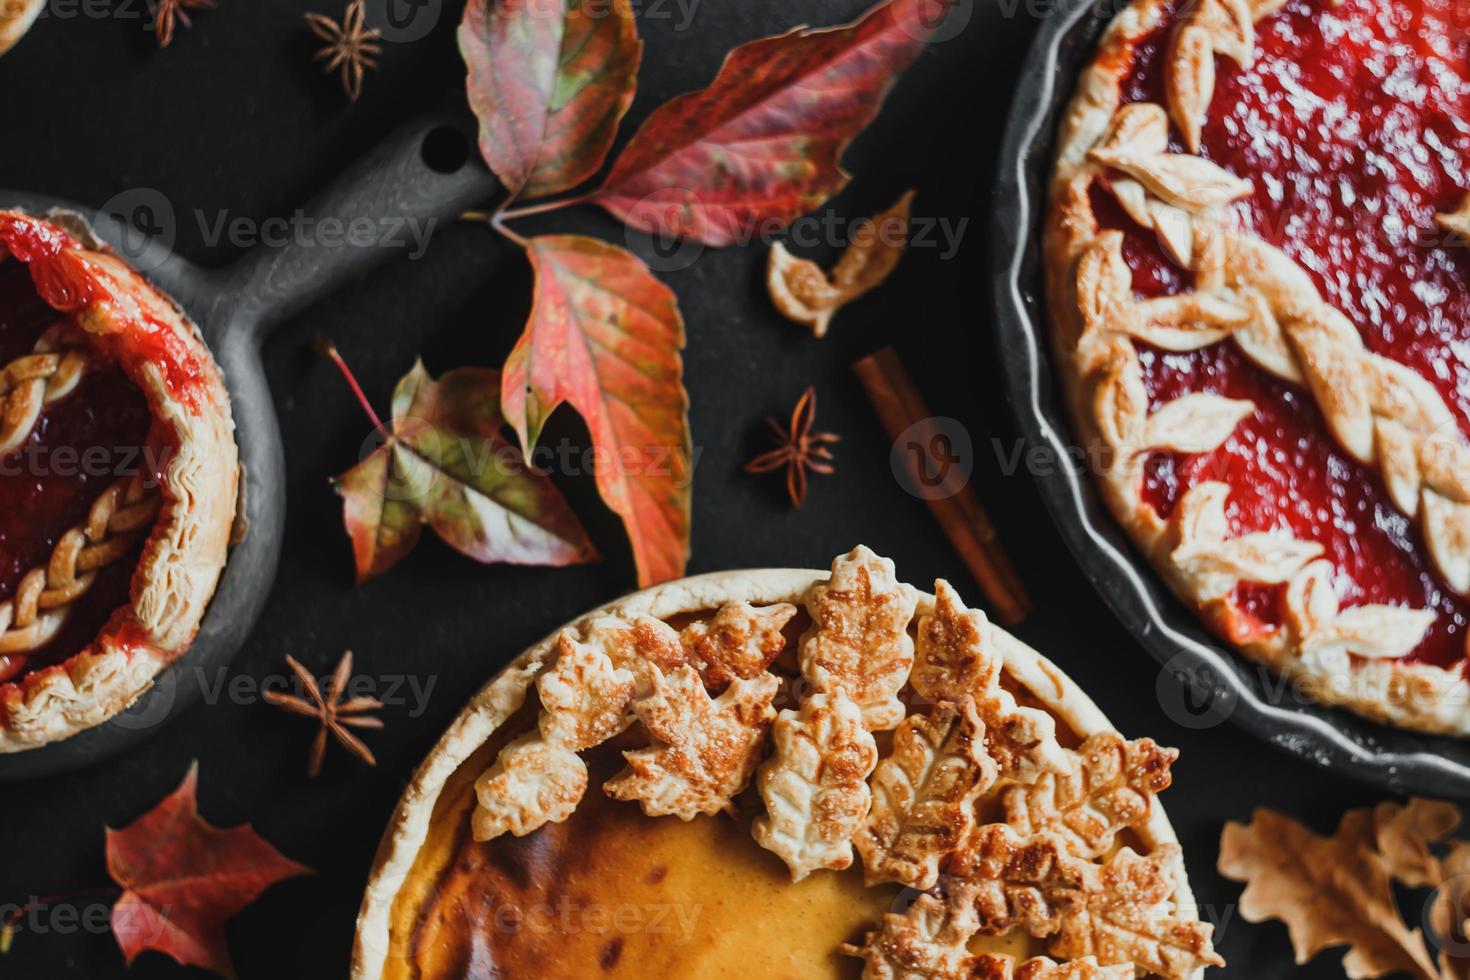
[0,109,500,780]
[992,0,1470,798]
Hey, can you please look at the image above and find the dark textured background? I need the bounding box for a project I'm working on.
[0,0,1407,976]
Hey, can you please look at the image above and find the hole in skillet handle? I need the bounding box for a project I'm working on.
[422,125,473,175]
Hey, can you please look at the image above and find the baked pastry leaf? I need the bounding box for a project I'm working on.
[914,581,1068,784]
[856,696,997,890]
[752,687,878,880]
[604,664,778,819]
[1003,732,1177,859]
[800,545,919,731]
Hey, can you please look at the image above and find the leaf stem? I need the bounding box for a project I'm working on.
[314,336,386,433]
[497,193,593,223]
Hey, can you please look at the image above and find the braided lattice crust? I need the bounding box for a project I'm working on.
[0,322,87,455]
[0,475,160,660]
[1045,0,1470,733]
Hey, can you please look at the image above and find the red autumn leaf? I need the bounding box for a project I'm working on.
[502,234,691,587]
[459,0,642,200]
[105,764,311,978]
[589,0,955,246]
[333,359,597,583]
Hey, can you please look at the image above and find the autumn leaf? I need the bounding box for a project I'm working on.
[106,764,311,978]
[767,188,913,337]
[590,0,955,246]
[459,0,642,199]
[502,234,690,587]
[1219,806,1442,979]
[330,353,597,583]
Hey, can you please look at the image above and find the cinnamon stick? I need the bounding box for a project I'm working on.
[852,347,1031,625]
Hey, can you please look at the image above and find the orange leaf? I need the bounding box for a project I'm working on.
[105,764,311,978]
[591,0,955,246]
[502,234,690,587]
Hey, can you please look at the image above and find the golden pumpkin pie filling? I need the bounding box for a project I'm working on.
[356,550,1220,980]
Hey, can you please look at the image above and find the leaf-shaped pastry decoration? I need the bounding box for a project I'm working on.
[472,732,588,840]
[968,956,1137,980]
[946,826,1221,979]
[856,697,997,889]
[605,665,778,819]
[752,688,878,881]
[1170,482,1322,600]
[1424,490,1470,595]
[839,893,975,980]
[766,190,914,338]
[1003,732,1177,859]
[1219,806,1442,980]
[800,545,919,731]
[1286,560,1435,660]
[913,581,1067,784]
[679,600,796,691]
[1430,842,1470,980]
[333,362,596,583]
[535,631,638,750]
[1139,393,1254,455]
[502,235,690,587]
[458,0,642,199]
[1165,0,1255,152]
[590,0,953,246]
[1127,292,1252,351]
[1088,141,1252,211]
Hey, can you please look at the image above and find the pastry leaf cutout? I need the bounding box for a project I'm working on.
[766,190,913,337]
[856,697,997,889]
[332,359,596,583]
[753,688,879,880]
[106,764,311,978]
[605,664,778,819]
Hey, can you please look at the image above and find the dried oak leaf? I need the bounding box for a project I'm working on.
[1374,798,1461,889]
[856,697,997,890]
[767,189,914,337]
[915,580,1068,783]
[1219,806,1441,979]
[1003,732,1177,859]
[590,0,956,246]
[605,664,778,819]
[800,545,919,731]
[334,361,596,583]
[106,764,311,978]
[752,688,879,880]
[502,235,690,587]
[459,0,641,199]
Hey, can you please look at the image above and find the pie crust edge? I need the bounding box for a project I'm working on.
[348,566,1200,980]
[1041,0,1470,736]
[0,0,43,57]
[0,210,240,751]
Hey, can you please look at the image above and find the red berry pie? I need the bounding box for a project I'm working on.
[0,210,237,750]
[1047,0,1470,733]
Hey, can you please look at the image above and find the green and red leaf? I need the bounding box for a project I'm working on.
[460,0,642,200]
[590,0,955,246]
[106,764,311,978]
[503,234,691,587]
[334,361,597,583]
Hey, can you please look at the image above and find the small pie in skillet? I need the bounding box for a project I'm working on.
[1047,0,1470,733]
[353,547,1222,979]
[0,209,238,750]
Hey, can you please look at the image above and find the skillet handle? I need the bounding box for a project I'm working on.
[217,107,499,338]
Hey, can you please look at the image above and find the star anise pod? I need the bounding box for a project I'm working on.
[151,0,213,48]
[264,651,384,777]
[744,386,840,508]
[305,0,382,102]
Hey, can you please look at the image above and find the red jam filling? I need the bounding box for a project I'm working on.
[1108,0,1470,667]
[0,259,153,685]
